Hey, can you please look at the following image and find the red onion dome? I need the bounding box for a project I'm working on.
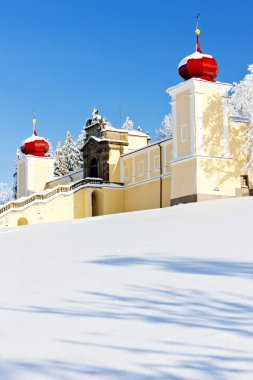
[178,28,219,82]
[21,118,49,157]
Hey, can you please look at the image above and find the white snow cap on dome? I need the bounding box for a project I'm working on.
[22,134,46,144]
[178,51,212,69]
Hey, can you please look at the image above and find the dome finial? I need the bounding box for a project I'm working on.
[33,109,37,136]
[195,13,202,53]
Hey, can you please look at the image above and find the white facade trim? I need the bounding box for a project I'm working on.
[154,155,160,171]
[124,165,129,180]
[171,153,233,164]
[28,158,33,196]
[195,89,204,154]
[120,159,124,182]
[167,78,232,97]
[171,97,177,160]
[163,145,166,174]
[147,150,150,178]
[132,156,135,183]
[180,124,187,143]
[137,160,144,176]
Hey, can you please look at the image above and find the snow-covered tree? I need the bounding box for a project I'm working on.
[45,140,54,157]
[230,64,253,168]
[0,183,13,204]
[122,116,134,130]
[230,64,253,122]
[54,142,68,176]
[77,127,86,150]
[63,131,82,172]
[155,114,173,141]
[54,132,83,176]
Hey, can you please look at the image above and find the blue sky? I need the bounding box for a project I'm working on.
[0,0,252,185]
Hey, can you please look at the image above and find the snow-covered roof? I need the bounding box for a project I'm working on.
[128,130,150,137]
[121,136,173,157]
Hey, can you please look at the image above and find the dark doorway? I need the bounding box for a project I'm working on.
[92,190,102,217]
[90,158,98,178]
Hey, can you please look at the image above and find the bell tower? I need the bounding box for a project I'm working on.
[17,116,55,198]
[167,22,232,205]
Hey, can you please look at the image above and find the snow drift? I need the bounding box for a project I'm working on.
[0,197,253,380]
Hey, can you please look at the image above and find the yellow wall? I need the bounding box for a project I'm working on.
[201,88,224,157]
[0,192,74,228]
[127,134,150,152]
[171,158,197,200]
[150,147,160,178]
[124,179,160,212]
[135,152,148,182]
[109,149,121,183]
[165,143,173,173]
[176,90,191,157]
[123,157,133,185]
[17,156,55,197]
[47,169,83,189]
[196,157,237,197]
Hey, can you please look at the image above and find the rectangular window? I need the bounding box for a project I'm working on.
[124,165,129,180]
[138,161,144,176]
[181,124,187,143]
[154,155,160,171]
[241,175,249,188]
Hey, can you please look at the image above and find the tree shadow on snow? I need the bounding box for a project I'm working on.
[88,255,253,278]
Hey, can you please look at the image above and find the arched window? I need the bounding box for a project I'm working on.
[17,217,28,226]
[89,158,98,178]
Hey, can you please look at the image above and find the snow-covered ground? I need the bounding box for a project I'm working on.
[0,197,253,380]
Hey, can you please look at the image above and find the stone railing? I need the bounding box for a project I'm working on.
[0,178,104,216]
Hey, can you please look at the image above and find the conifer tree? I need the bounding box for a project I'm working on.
[0,183,13,204]
[54,141,68,176]
[122,116,134,130]
[155,114,173,141]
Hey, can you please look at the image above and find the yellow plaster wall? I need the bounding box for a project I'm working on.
[171,158,197,199]
[201,88,224,157]
[124,179,160,212]
[47,170,83,189]
[150,147,160,178]
[102,187,124,215]
[135,152,148,182]
[176,90,191,157]
[28,159,53,194]
[165,143,173,173]
[0,192,75,228]
[127,135,149,152]
[123,157,133,185]
[162,176,171,207]
[196,157,237,197]
[109,149,121,183]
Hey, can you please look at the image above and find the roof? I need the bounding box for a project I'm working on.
[121,136,173,157]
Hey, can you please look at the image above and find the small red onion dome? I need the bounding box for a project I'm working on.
[21,118,49,157]
[178,28,219,82]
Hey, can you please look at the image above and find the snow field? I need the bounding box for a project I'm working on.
[0,197,253,379]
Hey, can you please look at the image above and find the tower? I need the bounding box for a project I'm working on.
[17,116,55,198]
[167,23,233,205]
